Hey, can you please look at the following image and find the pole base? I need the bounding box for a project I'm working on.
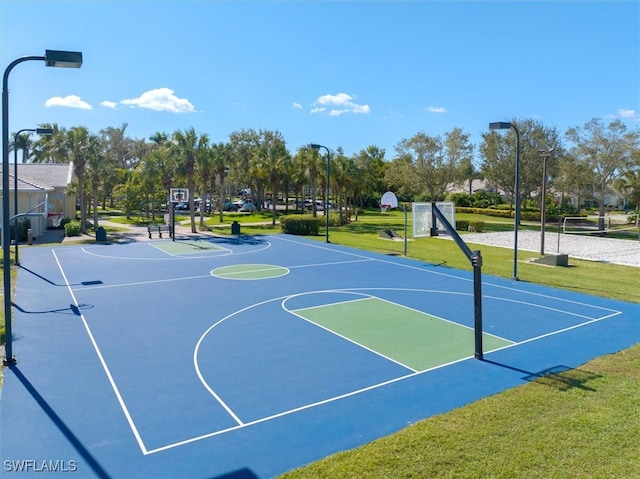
[3,356,17,366]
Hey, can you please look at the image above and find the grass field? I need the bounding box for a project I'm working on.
[1,209,639,477]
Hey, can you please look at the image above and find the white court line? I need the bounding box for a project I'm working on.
[52,250,150,455]
[284,291,420,373]
[76,239,271,260]
[271,234,622,315]
[73,274,213,291]
[211,264,290,279]
[55,235,627,455]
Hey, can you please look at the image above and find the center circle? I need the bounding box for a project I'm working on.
[211,264,289,280]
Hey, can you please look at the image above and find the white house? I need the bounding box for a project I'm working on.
[0,163,76,238]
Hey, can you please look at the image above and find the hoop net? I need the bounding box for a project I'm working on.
[380,204,390,214]
[47,213,64,227]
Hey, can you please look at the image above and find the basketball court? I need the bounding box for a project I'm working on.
[1,233,638,478]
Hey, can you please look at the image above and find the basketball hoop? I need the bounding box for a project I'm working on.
[380,191,399,214]
[47,213,64,228]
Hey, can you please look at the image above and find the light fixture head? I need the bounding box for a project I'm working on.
[45,50,83,68]
[489,121,512,130]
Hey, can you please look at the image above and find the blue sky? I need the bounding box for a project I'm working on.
[2,0,638,160]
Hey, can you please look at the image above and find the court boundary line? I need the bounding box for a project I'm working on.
[272,235,622,315]
[50,237,626,457]
[52,249,150,455]
[185,286,617,454]
[76,238,272,261]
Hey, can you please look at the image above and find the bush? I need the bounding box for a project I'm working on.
[280,215,321,236]
[456,220,469,231]
[64,220,82,237]
[456,220,485,232]
[470,221,485,232]
[9,217,31,242]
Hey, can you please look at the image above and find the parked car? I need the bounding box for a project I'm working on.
[222,201,237,212]
[174,202,189,211]
[239,202,257,213]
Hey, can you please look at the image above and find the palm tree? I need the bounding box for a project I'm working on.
[211,142,234,223]
[85,138,112,230]
[63,126,100,234]
[257,140,290,226]
[305,146,323,217]
[196,142,213,228]
[332,153,355,224]
[32,123,67,163]
[171,128,209,233]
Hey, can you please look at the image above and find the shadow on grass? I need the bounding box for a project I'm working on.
[485,360,602,392]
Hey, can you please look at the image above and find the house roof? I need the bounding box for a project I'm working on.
[0,163,74,192]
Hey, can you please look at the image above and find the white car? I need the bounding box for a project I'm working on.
[239,202,256,213]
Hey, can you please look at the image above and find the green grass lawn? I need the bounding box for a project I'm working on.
[1,209,639,476]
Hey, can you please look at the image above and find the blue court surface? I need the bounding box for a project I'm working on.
[1,234,639,478]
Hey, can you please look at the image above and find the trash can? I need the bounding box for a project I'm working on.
[231,221,241,235]
[96,226,107,242]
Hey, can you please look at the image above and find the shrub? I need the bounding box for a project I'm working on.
[470,221,485,232]
[456,220,469,231]
[9,217,31,242]
[280,215,321,236]
[64,220,82,237]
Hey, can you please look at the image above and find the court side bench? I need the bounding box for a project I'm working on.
[147,225,173,239]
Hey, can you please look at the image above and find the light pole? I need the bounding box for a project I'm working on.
[3,50,83,366]
[489,121,520,280]
[309,144,331,243]
[538,148,555,256]
[13,128,53,265]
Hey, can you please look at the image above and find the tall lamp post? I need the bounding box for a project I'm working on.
[489,121,520,280]
[3,50,83,366]
[309,143,331,243]
[13,128,54,265]
[538,148,555,256]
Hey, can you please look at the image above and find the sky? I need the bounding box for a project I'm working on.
[1,0,638,162]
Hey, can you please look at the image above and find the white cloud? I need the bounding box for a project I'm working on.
[426,105,447,113]
[292,102,303,109]
[120,88,194,113]
[618,108,637,119]
[311,93,370,116]
[100,100,118,109]
[45,95,92,110]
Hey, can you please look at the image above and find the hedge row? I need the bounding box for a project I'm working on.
[455,207,581,223]
[280,215,321,235]
[455,220,485,232]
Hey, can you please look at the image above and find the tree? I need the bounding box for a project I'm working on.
[256,135,290,226]
[390,129,472,201]
[613,149,640,214]
[171,128,209,233]
[85,139,112,229]
[211,142,234,223]
[566,119,640,231]
[481,119,561,214]
[31,123,68,164]
[353,145,387,206]
[195,142,213,229]
[64,127,100,234]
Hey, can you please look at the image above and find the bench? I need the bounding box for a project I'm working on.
[147,225,173,239]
